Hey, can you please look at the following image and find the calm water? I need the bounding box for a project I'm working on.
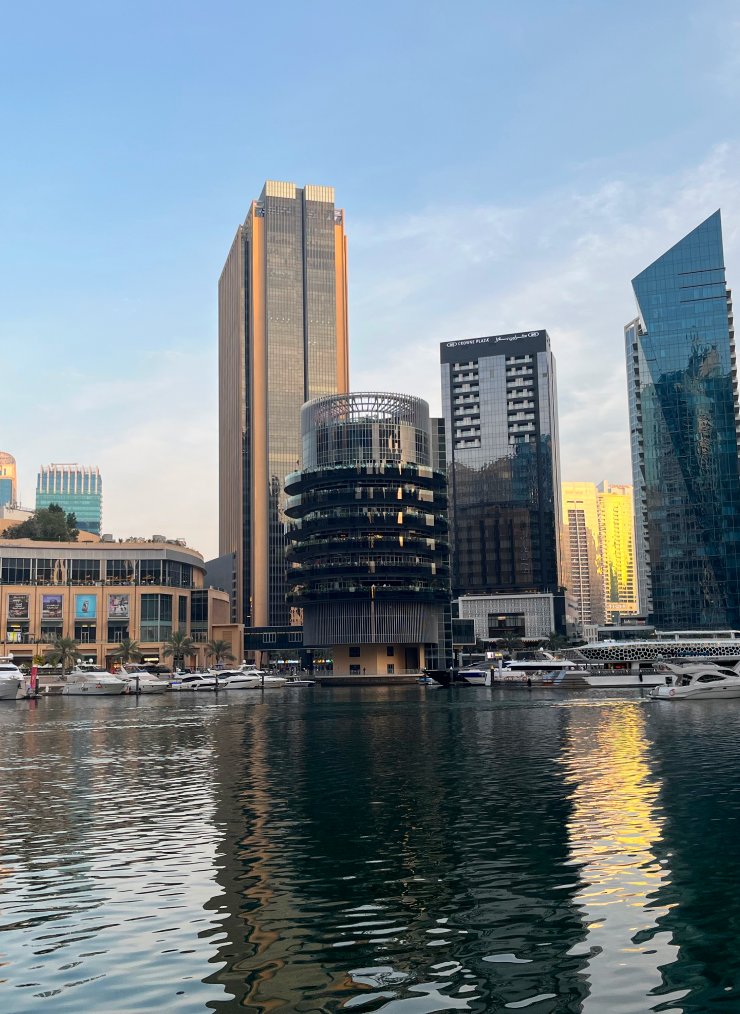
[1,687,740,1013]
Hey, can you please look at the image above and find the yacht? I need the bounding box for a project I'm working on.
[171,673,219,691]
[244,669,287,688]
[650,663,740,700]
[120,667,168,694]
[62,665,126,696]
[0,657,23,700]
[217,670,261,689]
[456,667,489,686]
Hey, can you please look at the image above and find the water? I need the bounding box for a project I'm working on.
[1,687,740,1012]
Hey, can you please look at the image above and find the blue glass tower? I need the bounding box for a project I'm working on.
[626,211,740,629]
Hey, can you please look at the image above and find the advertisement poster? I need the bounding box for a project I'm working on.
[75,594,97,620]
[108,594,129,619]
[41,594,63,620]
[7,594,29,620]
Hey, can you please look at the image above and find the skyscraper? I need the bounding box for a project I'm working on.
[597,482,638,622]
[562,481,604,626]
[0,452,17,507]
[219,181,349,628]
[626,210,740,628]
[36,464,102,535]
[440,330,563,599]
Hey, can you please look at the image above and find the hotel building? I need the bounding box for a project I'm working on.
[0,452,17,508]
[440,330,565,633]
[218,181,349,633]
[597,482,638,622]
[0,540,238,668]
[626,210,740,628]
[562,481,605,627]
[36,464,102,535]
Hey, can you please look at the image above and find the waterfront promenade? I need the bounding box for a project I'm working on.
[0,687,737,1012]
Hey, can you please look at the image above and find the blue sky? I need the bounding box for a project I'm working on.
[2,0,740,558]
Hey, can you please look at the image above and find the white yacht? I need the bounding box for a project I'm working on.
[246,669,287,688]
[62,665,126,696]
[120,667,168,694]
[216,669,261,689]
[171,673,219,691]
[650,663,740,700]
[0,657,23,700]
[456,667,489,685]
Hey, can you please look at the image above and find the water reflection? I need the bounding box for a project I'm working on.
[560,701,683,1011]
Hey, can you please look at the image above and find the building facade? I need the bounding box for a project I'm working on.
[597,481,638,622]
[284,393,452,673]
[0,540,238,668]
[626,210,740,628]
[562,481,605,627]
[36,464,102,535]
[219,181,349,633]
[0,452,17,508]
[457,592,562,642]
[440,330,563,603]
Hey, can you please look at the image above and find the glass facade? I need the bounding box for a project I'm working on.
[36,465,102,535]
[0,452,17,507]
[0,557,192,587]
[440,331,563,598]
[626,210,740,628]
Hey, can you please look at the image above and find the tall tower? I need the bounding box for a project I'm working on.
[0,452,17,507]
[36,464,102,535]
[626,210,740,628]
[562,481,604,626]
[219,181,349,628]
[440,330,563,599]
[597,482,638,622]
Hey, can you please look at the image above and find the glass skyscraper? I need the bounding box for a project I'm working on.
[440,330,563,600]
[219,181,349,628]
[36,464,102,535]
[626,210,740,629]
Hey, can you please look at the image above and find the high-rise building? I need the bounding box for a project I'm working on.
[284,393,451,673]
[597,481,638,623]
[440,330,563,603]
[626,210,740,628]
[36,464,102,535]
[562,481,604,626]
[0,452,17,507]
[430,417,447,473]
[219,181,349,628]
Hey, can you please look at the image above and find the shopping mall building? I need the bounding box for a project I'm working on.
[0,539,240,668]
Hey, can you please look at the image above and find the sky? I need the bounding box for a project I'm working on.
[2,0,740,560]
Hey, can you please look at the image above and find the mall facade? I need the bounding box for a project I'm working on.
[0,539,239,668]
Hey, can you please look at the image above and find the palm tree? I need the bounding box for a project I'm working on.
[44,636,79,673]
[162,630,196,669]
[540,631,569,650]
[205,638,236,664]
[111,638,144,665]
[495,634,525,657]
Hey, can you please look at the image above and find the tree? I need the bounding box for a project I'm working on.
[495,634,525,657]
[4,504,79,542]
[44,637,80,673]
[540,631,569,650]
[205,639,236,664]
[162,630,196,668]
[111,638,144,665]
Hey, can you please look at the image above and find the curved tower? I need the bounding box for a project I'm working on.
[284,393,451,675]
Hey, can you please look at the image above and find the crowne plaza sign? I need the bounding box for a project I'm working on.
[439,329,548,363]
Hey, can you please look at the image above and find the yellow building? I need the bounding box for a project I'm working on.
[562,482,605,626]
[0,539,242,668]
[0,452,17,508]
[597,482,638,622]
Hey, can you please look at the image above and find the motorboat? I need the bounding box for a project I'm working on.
[171,673,219,691]
[0,657,23,700]
[217,670,261,689]
[650,662,740,700]
[455,667,489,686]
[284,676,316,687]
[62,665,126,696]
[246,669,287,688]
[120,667,168,694]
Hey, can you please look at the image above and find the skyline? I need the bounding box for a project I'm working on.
[3,2,740,559]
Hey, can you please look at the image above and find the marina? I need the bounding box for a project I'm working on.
[1,685,740,1012]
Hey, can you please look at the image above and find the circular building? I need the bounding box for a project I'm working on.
[284,393,450,676]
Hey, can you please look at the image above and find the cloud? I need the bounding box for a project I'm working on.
[348,143,740,487]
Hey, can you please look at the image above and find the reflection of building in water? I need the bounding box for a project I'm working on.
[205,693,593,1012]
[561,703,678,1011]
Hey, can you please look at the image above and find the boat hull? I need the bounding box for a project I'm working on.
[0,678,21,700]
[652,685,740,700]
[62,682,126,696]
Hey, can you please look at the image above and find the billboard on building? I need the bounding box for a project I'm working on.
[41,594,63,620]
[75,594,97,620]
[108,594,129,618]
[7,594,29,619]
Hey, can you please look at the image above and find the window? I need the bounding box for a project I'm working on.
[36,559,64,585]
[349,664,361,674]
[140,593,172,642]
[106,559,135,585]
[178,595,187,630]
[387,664,395,674]
[74,624,97,643]
[386,645,395,656]
[697,673,725,682]
[71,560,100,585]
[190,590,208,643]
[288,632,302,643]
[138,561,161,586]
[349,646,361,657]
[262,632,276,644]
[108,623,129,643]
[40,623,63,643]
[1,559,32,584]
